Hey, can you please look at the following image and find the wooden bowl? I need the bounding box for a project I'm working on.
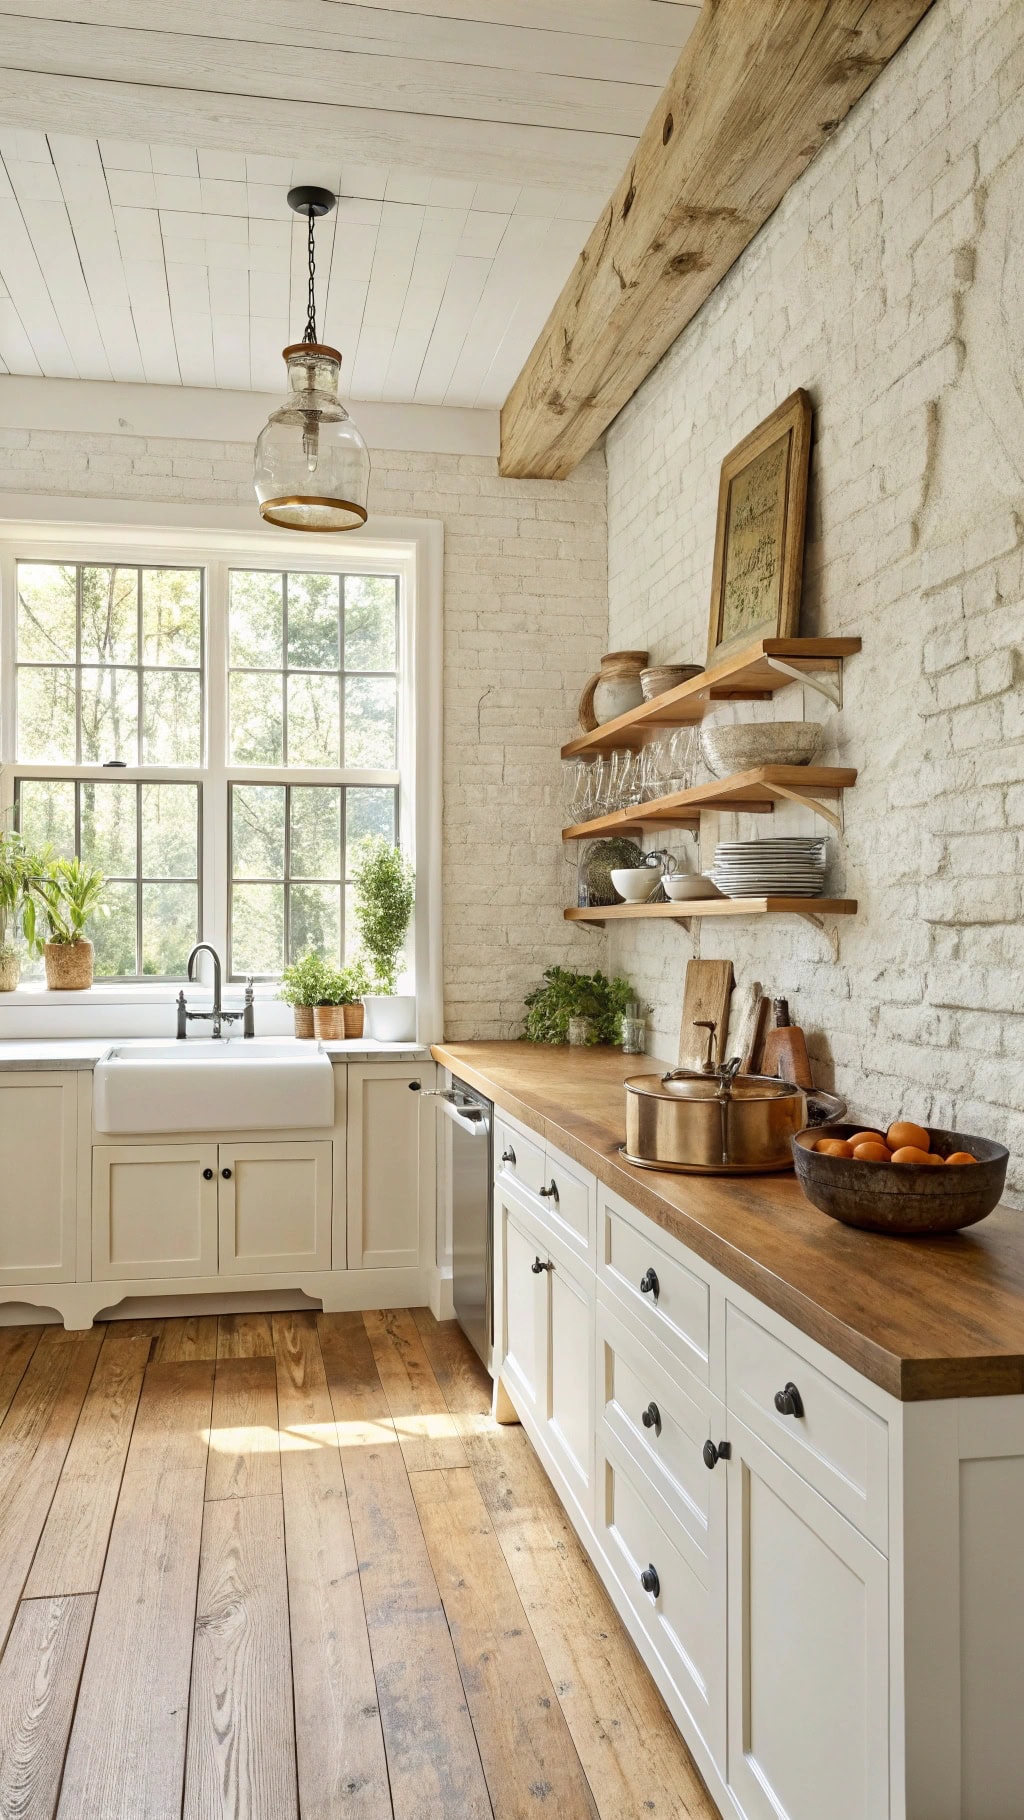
[792,1124,1009,1235]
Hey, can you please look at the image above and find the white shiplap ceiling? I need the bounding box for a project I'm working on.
[0,1,699,407]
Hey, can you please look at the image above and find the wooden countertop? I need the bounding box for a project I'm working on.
[432,1041,1024,1403]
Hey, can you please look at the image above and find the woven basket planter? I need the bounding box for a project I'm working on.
[292,1005,315,1039]
[313,1004,346,1040]
[0,950,20,992]
[44,940,94,990]
[343,1002,365,1039]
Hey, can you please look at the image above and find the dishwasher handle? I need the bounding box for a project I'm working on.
[408,1081,489,1134]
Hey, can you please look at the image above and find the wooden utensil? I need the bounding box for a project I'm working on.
[677,959,733,1069]
[731,982,769,1073]
[760,997,813,1089]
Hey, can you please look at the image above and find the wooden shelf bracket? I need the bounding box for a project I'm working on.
[759,780,844,833]
[796,912,842,962]
[765,656,843,709]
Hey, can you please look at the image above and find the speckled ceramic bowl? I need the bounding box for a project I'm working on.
[792,1124,1008,1234]
[700,722,823,777]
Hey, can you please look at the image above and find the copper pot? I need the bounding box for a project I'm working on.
[624,1064,809,1174]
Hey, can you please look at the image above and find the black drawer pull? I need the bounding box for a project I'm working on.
[641,1401,662,1435]
[538,1180,559,1202]
[640,1564,660,1597]
[703,1438,731,1470]
[221,1167,232,1180]
[531,1256,553,1274]
[774,1382,804,1419]
[202,1167,214,1180]
[501,1146,516,1165]
[639,1267,659,1299]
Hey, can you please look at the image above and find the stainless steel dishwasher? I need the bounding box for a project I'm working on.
[424,1078,493,1371]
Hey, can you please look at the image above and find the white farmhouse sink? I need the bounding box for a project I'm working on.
[93,1041,335,1135]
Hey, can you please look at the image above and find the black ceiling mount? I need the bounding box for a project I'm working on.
[287,185,337,218]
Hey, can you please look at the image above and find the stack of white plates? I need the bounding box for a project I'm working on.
[712,837,827,899]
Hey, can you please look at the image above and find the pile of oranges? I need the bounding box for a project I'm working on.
[814,1121,977,1167]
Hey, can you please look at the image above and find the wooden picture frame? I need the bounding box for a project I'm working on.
[706,389,813,666]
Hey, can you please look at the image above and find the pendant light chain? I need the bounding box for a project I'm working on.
[303,208,318,344]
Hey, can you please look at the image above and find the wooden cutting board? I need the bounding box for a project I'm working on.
[731,981,770,1074]
[677,959,734,1069]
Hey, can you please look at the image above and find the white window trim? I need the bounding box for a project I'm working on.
[0,505,443,1043]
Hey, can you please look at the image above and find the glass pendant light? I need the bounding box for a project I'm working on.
[254,186,370,533]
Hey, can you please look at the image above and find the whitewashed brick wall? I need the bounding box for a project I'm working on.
[605,0,1024,1197]
[0,433,607,1040]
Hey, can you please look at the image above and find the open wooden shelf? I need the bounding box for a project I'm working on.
[561,764,857,839]
[565,898,857,924]
[560,637,862,757]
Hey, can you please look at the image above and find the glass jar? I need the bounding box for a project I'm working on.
[620,1015,646,1055]
[567,1016,594,1047]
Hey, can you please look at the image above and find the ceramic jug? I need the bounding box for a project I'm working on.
[578,650,649,730]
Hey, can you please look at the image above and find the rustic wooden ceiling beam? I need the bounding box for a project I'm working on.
[499,0,936,480]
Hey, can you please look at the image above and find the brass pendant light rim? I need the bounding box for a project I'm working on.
[259,495,368,531]
[282,340,343,364]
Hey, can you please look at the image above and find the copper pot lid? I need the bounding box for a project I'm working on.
[624,1069,803,1104]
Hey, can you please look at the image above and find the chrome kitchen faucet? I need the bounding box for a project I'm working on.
[177,943,255,1040]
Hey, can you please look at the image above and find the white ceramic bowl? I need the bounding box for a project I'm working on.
[611,867,658,903]
[664,873,724,901]
[699,721,823,778]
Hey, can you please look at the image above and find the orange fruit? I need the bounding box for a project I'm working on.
[852,1141,892,1162]
[946,1151,978,1166]
[922,1153,946,1165]
[890,1145,932,1165]
[849,1131,886,1148]
[887,1121,930,1153]
[815,1138,854,1158]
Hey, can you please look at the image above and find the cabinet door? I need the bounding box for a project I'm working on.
[499,1190,546,1419]
[93,1145,218,1280]
[218,1141,332,1275]
[347,1063,434,1270]
[0,1072,78,1284]
[547,1249,595,1509]
[727,1416,889,1820]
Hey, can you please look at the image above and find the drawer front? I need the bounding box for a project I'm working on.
[726,1304,888,1549]
[599,1196,710,1383]
[598,1299,717,1561]
[495,1117,546,1200]
[542,1144,594,1259]
[597,1432,724,1761]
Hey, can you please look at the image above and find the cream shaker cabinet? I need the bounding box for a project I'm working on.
[93,1139,333,1280]
[347,1062,435,1271]
[0,1071,79,1285]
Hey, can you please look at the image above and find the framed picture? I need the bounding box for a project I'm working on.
[706,389,813,667]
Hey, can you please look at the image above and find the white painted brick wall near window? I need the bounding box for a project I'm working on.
[603,0,1024,1202]
[0,434,608,1041]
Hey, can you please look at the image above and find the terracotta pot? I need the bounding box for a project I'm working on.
[578,650,649,731]
[343,1002,365,1039]
[293,1005,315,1038]
[44,939,94,990]
[0,950,20,992]
[313,1004,347,1040]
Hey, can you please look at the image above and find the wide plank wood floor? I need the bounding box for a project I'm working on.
[0,1309,719,1820]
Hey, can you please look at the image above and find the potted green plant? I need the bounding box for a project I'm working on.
[0,829,39,992]
[278,952,334,1037]
[522,966,635,1047]
[28,856,107,990]
[311,959,372,1041]
[352,839,416,1042]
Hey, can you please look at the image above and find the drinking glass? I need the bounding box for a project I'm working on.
[667,727,697,792]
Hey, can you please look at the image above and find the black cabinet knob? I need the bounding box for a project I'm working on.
[639,1267,660,1298]
[501,1147,516,1165]
[774,1382,804,1418]
[221,1167,232,1180]
[641,1401,662,1435]
[407,1080,421,1091]
[538,1180,559,1202]
[640,1564,660,1597]
[531,1256,553,1274]
[202,1167,214,1180]
[703,1438,731,1470]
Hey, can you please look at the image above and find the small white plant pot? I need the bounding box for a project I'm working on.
[362,995,417,1042]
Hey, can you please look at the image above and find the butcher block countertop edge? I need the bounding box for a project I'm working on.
[433,1040,1024,1404]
